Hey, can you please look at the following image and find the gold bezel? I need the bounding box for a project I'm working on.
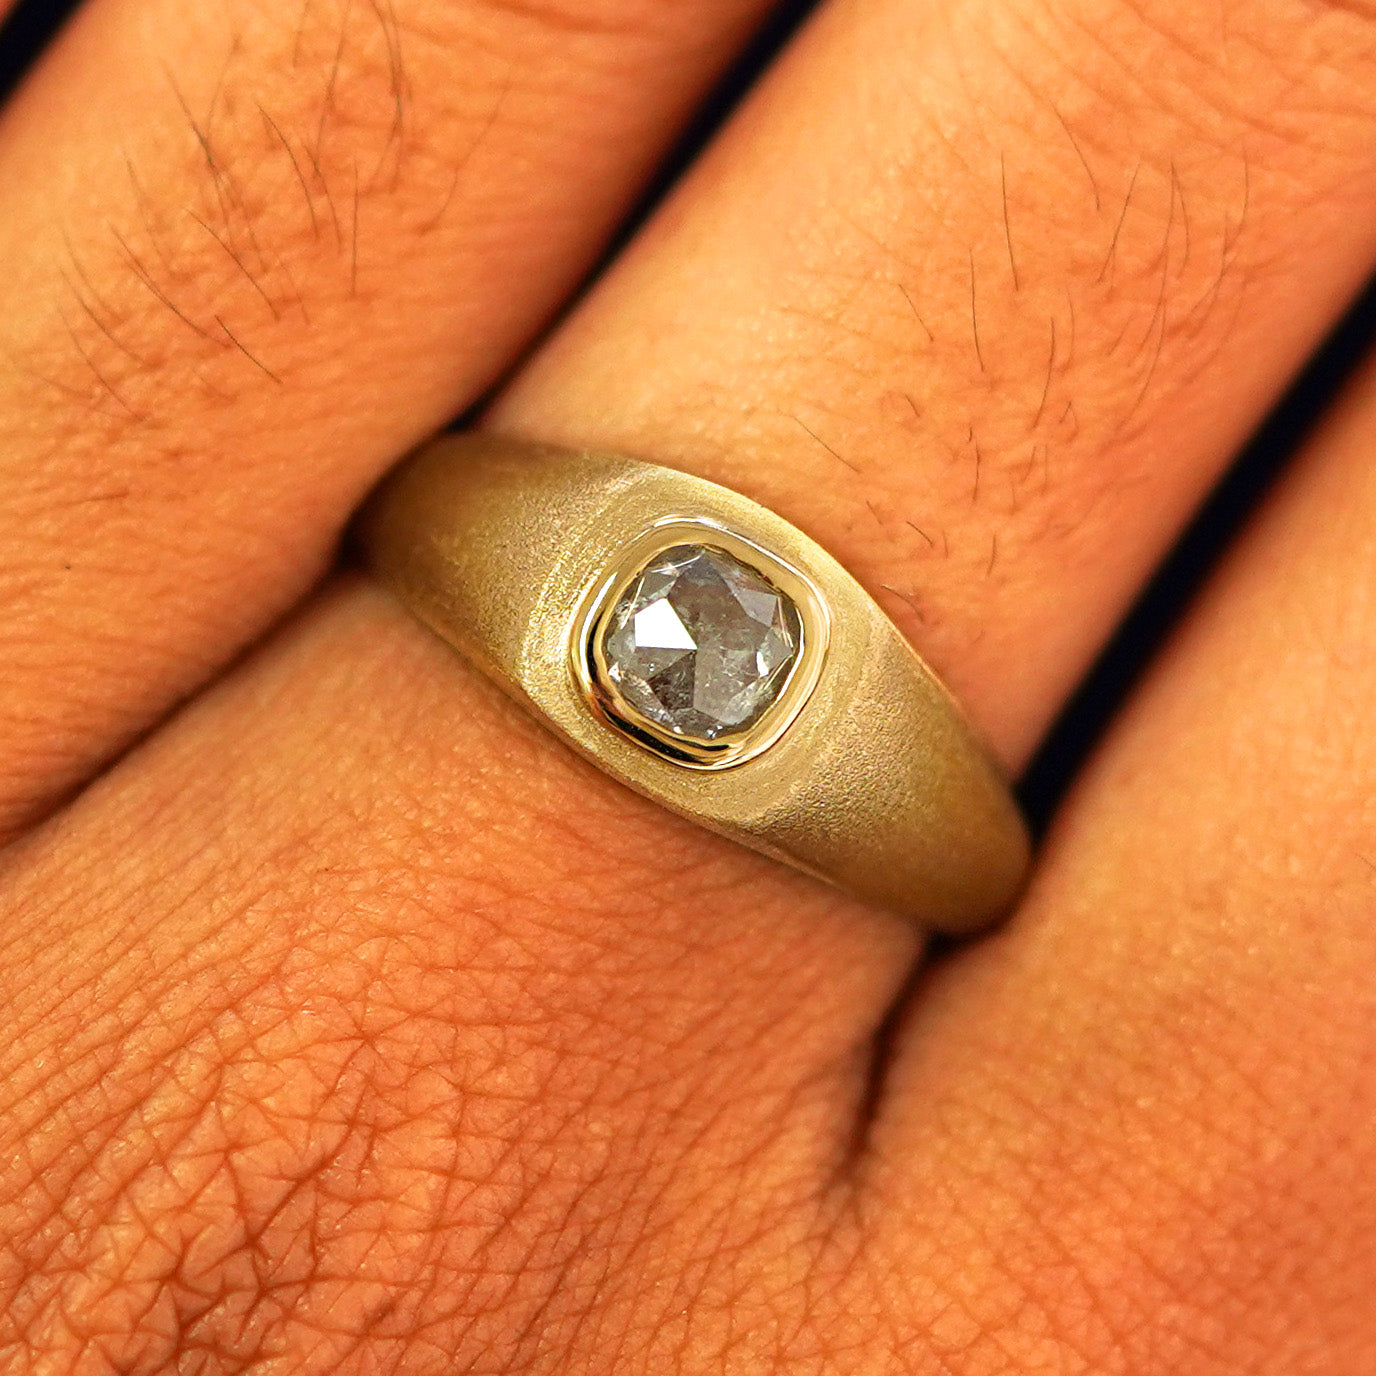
[570,517,830,770]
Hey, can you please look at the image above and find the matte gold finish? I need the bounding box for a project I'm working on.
[358,432,1030,933]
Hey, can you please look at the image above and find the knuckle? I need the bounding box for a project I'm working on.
[0,967,576,1370]
[0,895,823,1372]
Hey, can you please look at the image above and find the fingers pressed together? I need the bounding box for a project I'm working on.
[1,0,1376,1371]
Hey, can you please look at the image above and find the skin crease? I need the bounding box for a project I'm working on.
[0,0,1374,1371]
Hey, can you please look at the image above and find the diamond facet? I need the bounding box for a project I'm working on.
[598,542,802,743]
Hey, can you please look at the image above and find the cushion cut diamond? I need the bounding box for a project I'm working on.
[599,542,802,743]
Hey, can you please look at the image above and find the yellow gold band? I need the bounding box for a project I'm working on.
[358,432,1029,933]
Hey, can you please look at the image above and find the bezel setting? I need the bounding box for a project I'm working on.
[571,517,830,769]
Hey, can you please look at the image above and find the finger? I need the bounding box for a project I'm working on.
[0,582,911,1368]
[494,0,1376,766]
[0,0,775,836]
[861,359,1376,1369]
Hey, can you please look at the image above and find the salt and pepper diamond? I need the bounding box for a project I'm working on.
[598,542,803,744]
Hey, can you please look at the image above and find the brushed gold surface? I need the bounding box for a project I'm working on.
[358,432,1030,933]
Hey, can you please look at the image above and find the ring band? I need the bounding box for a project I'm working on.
[358,432,1030,932]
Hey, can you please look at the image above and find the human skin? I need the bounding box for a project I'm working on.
[1,0,1375,1369]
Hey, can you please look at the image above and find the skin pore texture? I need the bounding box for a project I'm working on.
[1,0,1376,1371]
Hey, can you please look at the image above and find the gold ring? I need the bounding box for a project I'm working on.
[358,432,1030,933]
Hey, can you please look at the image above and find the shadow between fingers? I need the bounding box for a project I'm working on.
[0,0,77,103]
